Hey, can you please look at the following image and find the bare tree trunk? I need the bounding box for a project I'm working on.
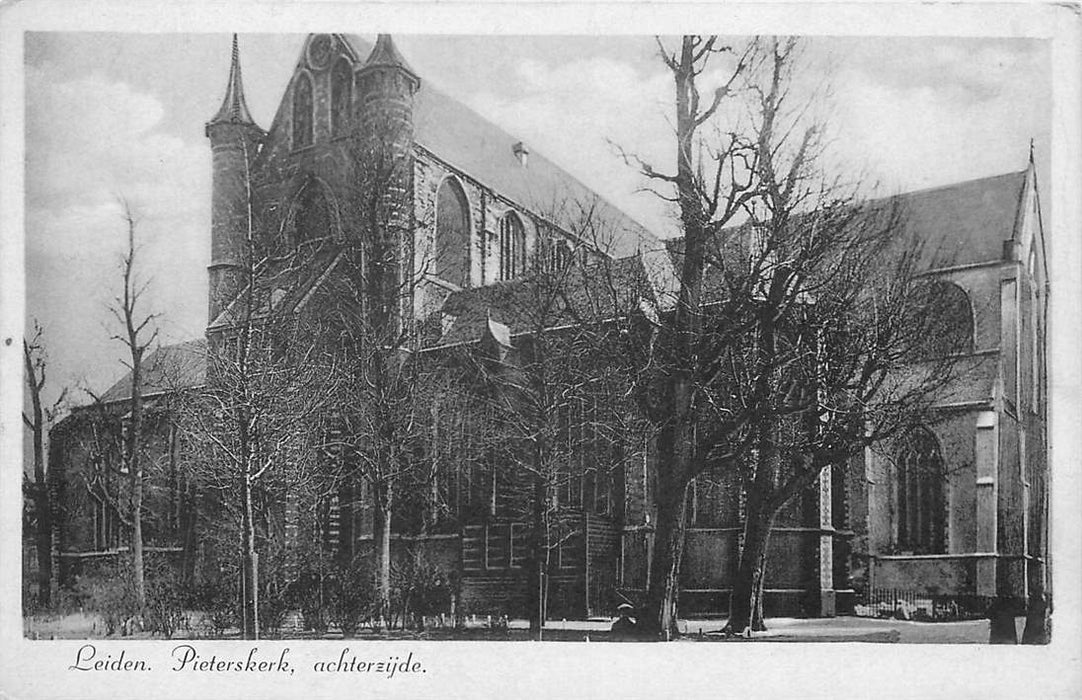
[127,340,146,612]
[24,340,52,608]
[374,492,393,626]
[642,478,688,640]
[116,204,155,613]
[727,493,775,633]
[637,36,716,639]
[241,472,259,639]
[34,486,52,608]
[527,474,546,639]
[642,423,693,640]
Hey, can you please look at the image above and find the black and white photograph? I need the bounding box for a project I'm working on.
[2,2,1080,698]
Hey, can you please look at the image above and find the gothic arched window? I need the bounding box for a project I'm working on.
[331,59,352,138]
[293,73,314,148]
[435,178,470,286]
[911,280,973,359]
[896,427,946,554]
[294,182,331,245]
[498,212,526,281]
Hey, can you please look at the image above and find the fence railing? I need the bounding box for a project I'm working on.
[854,587,986,621]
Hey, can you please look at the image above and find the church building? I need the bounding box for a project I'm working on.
[46,33,1049,623]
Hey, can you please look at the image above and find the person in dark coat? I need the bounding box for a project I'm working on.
[610,603,639,641]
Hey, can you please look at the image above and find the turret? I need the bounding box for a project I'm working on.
[354,35,420,329]
[355,34,419,157]
[205,34,265,323]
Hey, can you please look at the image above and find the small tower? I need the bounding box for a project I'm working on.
[205,34,265,323]
[354,35,420,329]
[355,34,419,156]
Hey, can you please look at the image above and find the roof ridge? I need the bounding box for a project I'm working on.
[872,169,1027,202]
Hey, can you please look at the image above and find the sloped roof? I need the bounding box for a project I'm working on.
[664,170,1029,275]
[435,254,652,346]
[99,339,207,403]
[891,170,1027,270]
[209,244,344,329]
[341,35,659,259]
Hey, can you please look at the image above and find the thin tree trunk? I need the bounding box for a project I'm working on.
[128,361,146,611]
[24,342,52,608]
[375,492,393,627]
[241,472,259,639]
[527,474,545,639]
[34,485,52,608]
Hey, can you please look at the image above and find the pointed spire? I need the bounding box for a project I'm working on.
[1029,137,1036,165]
[208,34,257,127]
[361,34,419,85]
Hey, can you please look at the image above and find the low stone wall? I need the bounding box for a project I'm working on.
[870,555,978,595]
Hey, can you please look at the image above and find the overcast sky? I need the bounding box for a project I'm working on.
[24,32,1050,408]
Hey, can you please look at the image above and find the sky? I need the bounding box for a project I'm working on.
[23,32,1050,411]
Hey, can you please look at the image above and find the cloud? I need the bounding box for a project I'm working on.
[823,43,1048,195]
[465,55,679,236]
[25,63,211,403]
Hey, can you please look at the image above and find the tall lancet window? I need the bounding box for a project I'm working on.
[896,427,946,554]
[294,182,332,246]
[293,73,314,148]
[331,59,352,138]
[498,212,526,281]
[435,178,470,286]
[552,239,571,271]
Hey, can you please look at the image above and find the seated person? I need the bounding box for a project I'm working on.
[610,603,639,640]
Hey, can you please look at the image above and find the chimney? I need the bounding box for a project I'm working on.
[512,141,529,167]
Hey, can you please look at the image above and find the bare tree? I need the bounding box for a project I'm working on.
[620,36,974,638]
[178,130,343,638]
[106,202,160,612]
[312,120,436,625]
[614,35,760,639]
[22,320,67,608]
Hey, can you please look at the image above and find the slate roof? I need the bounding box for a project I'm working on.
[664,170,1029,274]
[99,339,208,403]
[435,255,653,346]
[341,35,660,260]
[94,167,1018,401]
[890,170,1027,270]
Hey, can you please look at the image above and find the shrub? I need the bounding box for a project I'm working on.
[285,568,332,635]
[390,554,453,630]
[191,577,238,638]
[325,558,376,637]
[145,582,188,638]
[259,582,291,638]
[71,569,138,637]
[142,558,190,638]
